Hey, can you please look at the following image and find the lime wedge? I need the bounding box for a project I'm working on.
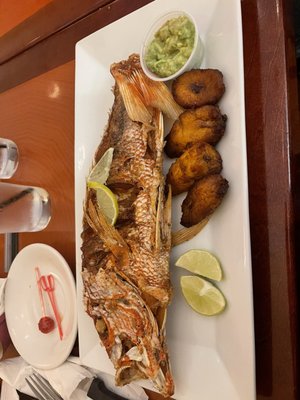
[175,249,223,281]
[89,182,118,225]
[180,276,226,316]
[87,147,114,185]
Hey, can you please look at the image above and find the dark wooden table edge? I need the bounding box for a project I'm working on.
[242,0,299,398]
[0,0,116,64]
[0,0,153,94]
[0,0,299,399]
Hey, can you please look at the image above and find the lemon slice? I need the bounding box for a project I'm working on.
[89,182,118,225]
[180,276,226,316]
[175,249,223,281]
[87,147,114,185]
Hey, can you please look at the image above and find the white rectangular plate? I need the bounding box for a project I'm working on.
[75,1,255,399]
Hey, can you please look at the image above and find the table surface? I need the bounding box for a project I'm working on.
[0,1,299,399]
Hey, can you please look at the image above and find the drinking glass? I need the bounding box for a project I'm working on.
[0,183,51,233]
[0,138,19,179]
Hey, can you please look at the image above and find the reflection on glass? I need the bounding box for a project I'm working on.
[0,138,19,179]
[0,183,51,233]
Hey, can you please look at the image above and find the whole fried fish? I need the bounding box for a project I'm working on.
[81,54,178,397]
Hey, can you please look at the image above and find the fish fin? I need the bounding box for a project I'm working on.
[171,217,209,247]
[111,56,153,125]
[156,109,164,144]
[154,111,169,250]
[155,185,163,250]
[156,306,167,331]
[111,54,182,123]
[133,69,183,120]
[85,199,129,264]
[116,77,153,125]
[161,185,172,249]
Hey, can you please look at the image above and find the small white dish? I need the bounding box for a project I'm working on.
[5,243,77,369]
[140,10,204,82]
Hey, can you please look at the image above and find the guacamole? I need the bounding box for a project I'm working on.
[145,15,195,78]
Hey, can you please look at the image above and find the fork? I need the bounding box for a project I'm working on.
[25,372,63,400]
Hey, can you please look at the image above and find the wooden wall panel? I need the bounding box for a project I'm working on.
[0,0,52,37]
[0,0,152,93]
[0,61,76,272]
[0,0,113,63]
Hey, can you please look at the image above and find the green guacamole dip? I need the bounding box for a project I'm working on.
[145,15,195,78]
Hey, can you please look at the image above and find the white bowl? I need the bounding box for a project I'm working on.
[140,11,204,82]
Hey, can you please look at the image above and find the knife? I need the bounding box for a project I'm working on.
[87,377,129,400]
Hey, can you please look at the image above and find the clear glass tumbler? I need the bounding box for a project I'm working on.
[0,138,19,179]
[0,183,51,233]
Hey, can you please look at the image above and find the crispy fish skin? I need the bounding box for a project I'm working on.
[105,113,172,306]
[181,174,229,227]
[166,142,223,195]
[81,57,174,397]
[165,105,227,158]
[172,69,225,108]
[84,86,172,306]
[83,263,173,394]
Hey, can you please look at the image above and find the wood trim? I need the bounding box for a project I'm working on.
[0,0,52,38]
[241,0,298,398]
[0,0,113,64]
[284,0,300,391]
[0,0,153,93]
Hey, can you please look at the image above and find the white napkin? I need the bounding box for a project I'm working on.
[0,278,7,360]
[0,278,6,315]
[0,356,148,400]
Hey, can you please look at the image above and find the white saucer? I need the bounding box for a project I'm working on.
[5,243,77,369]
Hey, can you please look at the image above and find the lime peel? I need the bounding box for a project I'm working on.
[87,147,114,185]
[175,249,223,281]
[88,182,118,226]
[180,275,226,316]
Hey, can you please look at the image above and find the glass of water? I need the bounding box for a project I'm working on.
[0,183,51,233]
[0,138,19,179]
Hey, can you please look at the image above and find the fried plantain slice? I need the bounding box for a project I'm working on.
[181,174,229,227]
[172,69,225,108]
[166,142,222,196]
[165,105,227,158]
